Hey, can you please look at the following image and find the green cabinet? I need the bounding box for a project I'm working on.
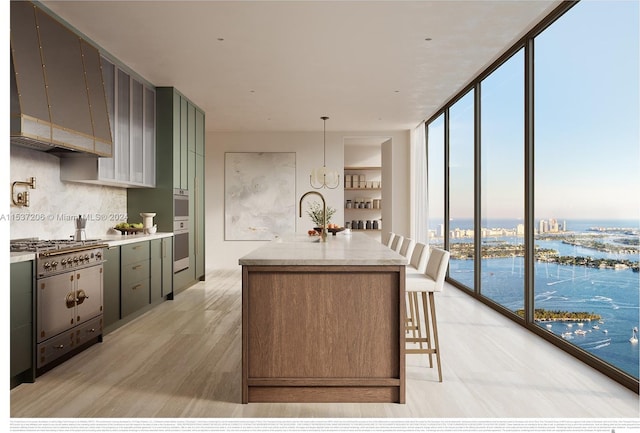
[103,246,121,328]
[162,237,174,298]
[10,261,34,387]
[120,241,150,318]
[128,87,205,293]
[151,237,174,302]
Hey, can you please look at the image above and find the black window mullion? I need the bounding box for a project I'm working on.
[524,38,535,325]
[474,84,482,296]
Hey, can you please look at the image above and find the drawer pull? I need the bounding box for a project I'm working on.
[132,284,142,290]
[54,345,65,350]
[132,265,142,270]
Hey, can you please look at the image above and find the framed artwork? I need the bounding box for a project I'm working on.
[224,152,296,240]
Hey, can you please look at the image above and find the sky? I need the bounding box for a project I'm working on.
[428,0,639,222]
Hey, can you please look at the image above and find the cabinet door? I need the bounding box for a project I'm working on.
[162,237,173,297]
[103,246,120,328]
[195,108,205,156]
[187,149,197,282]
[116,69,131,182]
[180,97,189,189]
[195,153,205,280]
[99,56,116,180]
[150,239,162,302]
[10,261,33,379]
[172,91,181,188]
[130,79,144,184]
[143,86,156,187]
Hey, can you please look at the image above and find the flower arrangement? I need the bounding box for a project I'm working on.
[306,201,336,227]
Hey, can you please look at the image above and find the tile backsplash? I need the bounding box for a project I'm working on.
[10,146,127,240]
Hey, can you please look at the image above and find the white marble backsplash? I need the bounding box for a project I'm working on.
[10,146,127,240]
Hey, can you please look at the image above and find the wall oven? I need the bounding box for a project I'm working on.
[174,189,189,272]
[174,220,189,272]
[174,188,189,221]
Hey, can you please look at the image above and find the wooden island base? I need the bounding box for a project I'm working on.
[242,264,405,404]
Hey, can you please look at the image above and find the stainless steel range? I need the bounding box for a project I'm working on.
[11,239,108,373]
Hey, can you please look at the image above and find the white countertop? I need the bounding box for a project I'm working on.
[238,232,407,266]
[100,232,173,247]
[10,232,173,264]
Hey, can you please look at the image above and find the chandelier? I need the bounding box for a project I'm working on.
[310,116,341,189]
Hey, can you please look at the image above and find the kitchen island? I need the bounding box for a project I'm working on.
[239,232,407,404]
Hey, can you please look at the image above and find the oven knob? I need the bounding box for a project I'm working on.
[61,258,67,266]
[95,251,102,259]
[51,261,58,269]
[43,262,51,270]
[79,255,85,263]
[84,254,90,261]
[73,256,79,263]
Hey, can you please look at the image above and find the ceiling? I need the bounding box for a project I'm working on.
[39,0,561,132]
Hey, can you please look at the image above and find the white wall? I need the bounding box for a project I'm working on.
[9,146,127,240]
[205,130,410,270]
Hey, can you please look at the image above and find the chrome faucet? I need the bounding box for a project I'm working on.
[299,190,327,242]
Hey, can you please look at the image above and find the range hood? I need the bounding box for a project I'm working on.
[10,1,112,157]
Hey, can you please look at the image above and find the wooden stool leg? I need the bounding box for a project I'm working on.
[428,292,442,382]
[421,291,433,368]
[405,292,417,339]
[412,292,424,350]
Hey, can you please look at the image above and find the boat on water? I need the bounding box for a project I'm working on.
[561,332,573,338]
[593,325,600,330]
[630,327,638,344]
[546,324,552,329]
[577,322,584,327]
[603,329,608,334]
[575,329,587,336]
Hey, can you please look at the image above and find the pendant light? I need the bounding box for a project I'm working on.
[310,116,341,189]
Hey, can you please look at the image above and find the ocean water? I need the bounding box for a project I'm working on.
[443,218,639,379]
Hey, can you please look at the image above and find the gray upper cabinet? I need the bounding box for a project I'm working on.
[60,56,156,188]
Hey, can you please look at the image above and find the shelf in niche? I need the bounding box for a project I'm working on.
[345,187,381,191]
[344,166,381,171]
[345,208,381,211]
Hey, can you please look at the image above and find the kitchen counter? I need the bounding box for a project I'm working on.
[11,252,36,264]
[238,232,406,266]
[240,232,406,404]
[101,232,173,247]
[9,233,174,264]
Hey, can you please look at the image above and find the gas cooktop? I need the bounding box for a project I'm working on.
[10,238,105,253]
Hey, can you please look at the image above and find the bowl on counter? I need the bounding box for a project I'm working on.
[145,225,158,234]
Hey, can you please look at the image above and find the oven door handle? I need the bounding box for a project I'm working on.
[76,289,88,304]
[66,292,76,308]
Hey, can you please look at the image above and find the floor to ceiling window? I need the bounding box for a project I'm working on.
[427,114,445,249]
[448,90,475,290]
[480,50,525,311]
[425,1,639,390]
[533,1,639,380]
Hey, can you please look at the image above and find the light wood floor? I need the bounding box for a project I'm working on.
[10,268,639,418]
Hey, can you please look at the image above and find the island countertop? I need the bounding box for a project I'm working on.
[238,232,407,266]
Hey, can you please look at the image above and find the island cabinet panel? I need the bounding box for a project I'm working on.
[242,264,405,404]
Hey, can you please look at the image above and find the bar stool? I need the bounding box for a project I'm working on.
[405,242,428,338]
[385,232,396,248]
[405,248,450,382]
[398,237,416,261]
[392,235,404,253]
